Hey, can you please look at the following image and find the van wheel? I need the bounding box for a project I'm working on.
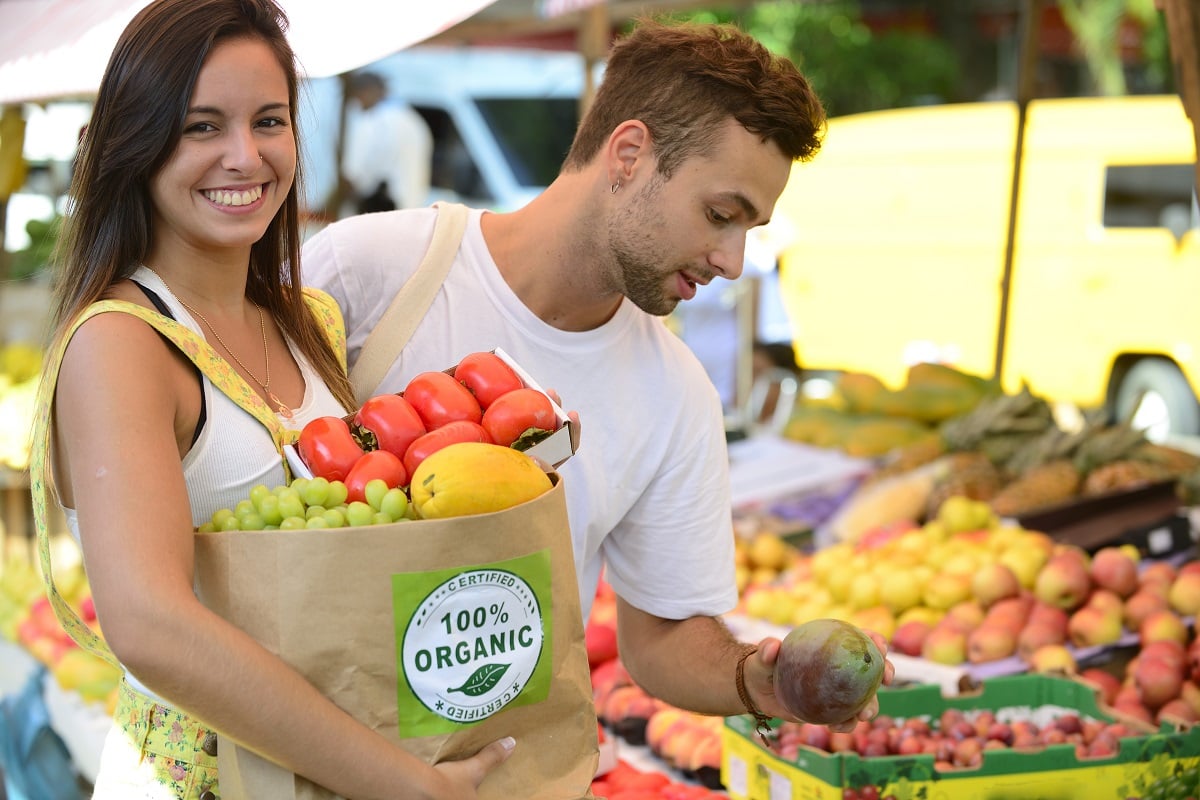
[1114,358,1200,442]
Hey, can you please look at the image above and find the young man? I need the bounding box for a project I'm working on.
[303,19,891,729]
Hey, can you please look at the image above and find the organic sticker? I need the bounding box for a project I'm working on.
[393,550,552,736]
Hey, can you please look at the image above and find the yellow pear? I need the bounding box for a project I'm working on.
[409,442,552,519]
[847,573,880,610]
[878,569,924,614]
[53,649,123,704]
[749,533,791,571]
[923,572,972,611]
[897,605,945,628]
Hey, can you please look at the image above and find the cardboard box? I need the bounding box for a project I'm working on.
[1014,480,1186,555]
[722,674,1200,800]
[285,347,575,478]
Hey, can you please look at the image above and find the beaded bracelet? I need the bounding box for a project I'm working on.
[735,646,774,746]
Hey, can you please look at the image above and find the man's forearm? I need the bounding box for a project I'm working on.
[615,597,754,716]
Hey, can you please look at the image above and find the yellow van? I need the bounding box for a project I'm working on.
[775,95,1199,440]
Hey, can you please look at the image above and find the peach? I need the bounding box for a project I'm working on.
[1078,667,1123,706]
[966,623,1018,663]
[983,593,1035,633]
[971,562,1022,608]
[685,730,723,772]
[922,625,968,665]
[1067,605,1124,648]
[1157,698,1200,726]
[1089,547,1139,598]
[1034,552,1093,611]
[1124,589,1169,631]
[1140,609,1190,646]
[1028,643,1077,675]
[890,619,933,657]
[1167,571,1200,616]
[1179,679,1200,716]
[1133,656,1185,711]
[1017,620,1066,662]
[1139,561,1178,590]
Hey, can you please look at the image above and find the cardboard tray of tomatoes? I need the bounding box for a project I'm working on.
[284,347,575,484]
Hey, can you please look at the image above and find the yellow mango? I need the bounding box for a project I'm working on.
[410,442,552,519]
[52,648,122,703]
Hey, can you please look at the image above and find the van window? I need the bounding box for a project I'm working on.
[416,106,487,202]
[475,98,578,187]
[1103,163,1197,237]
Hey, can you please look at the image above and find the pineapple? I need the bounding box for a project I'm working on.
[988,458,1081,517]
[1177,466,1200,506]
[1081,459,1172,496]
[867,433,947,484]
[939,386,1055,462]
[923,451,1004,520]
[1071,424,1146,476]
[1131,442,1200,476]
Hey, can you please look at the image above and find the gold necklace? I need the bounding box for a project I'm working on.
[162,284,294,420]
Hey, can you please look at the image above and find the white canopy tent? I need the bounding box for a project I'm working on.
[0,0,502,105]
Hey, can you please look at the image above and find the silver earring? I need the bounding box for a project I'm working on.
[610,179,621,194]
[259,155,264,163]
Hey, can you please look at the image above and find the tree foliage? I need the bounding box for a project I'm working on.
[665,0,1175,112]
[669,1,961,116]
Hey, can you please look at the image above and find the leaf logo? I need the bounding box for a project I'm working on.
[448,663,510,697]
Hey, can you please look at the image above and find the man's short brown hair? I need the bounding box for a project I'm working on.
[562,18,826,177]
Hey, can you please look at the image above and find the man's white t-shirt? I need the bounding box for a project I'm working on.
[301,206,738,621]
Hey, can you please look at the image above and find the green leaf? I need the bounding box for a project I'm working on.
[447,663,510,696]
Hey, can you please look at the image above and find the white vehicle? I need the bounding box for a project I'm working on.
[301,46,593,213]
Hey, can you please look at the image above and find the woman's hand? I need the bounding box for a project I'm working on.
[430,736,516,797]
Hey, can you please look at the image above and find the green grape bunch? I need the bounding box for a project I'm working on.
[198,477,417,532]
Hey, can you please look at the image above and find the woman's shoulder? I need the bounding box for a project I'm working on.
[61,282,186,368]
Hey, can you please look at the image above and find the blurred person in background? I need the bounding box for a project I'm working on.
[33,0,512,796]
[305,18,893,733]
[341,70,433,214]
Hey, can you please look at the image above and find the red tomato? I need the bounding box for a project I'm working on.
[454,351,524,409]
[344,450,407,503]
[353,393,426,458]
[297,416,363,482]
[403,371,483,429]
[481,388,560,447]
[402,420,491,477]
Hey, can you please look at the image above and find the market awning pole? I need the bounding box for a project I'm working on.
[577,2,608,117]
[993,0,1043,385]
[1160,0,1200,194]
[0,103,28,282]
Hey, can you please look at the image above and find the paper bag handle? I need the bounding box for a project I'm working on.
[349,202,470,404]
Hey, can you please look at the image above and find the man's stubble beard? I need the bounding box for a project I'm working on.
[608,177,679,317]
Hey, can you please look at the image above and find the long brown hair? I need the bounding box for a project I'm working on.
[563,18,826,177]
[50,0,355,411]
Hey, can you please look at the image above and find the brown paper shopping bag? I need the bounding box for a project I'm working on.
[193,474,598,799]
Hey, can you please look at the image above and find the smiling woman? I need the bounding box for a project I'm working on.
[28,0,516,798]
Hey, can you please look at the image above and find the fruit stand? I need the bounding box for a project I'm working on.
[8,350,1200,798]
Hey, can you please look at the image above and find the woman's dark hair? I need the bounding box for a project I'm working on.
[563,18,826,178]
[51,0,355,411]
